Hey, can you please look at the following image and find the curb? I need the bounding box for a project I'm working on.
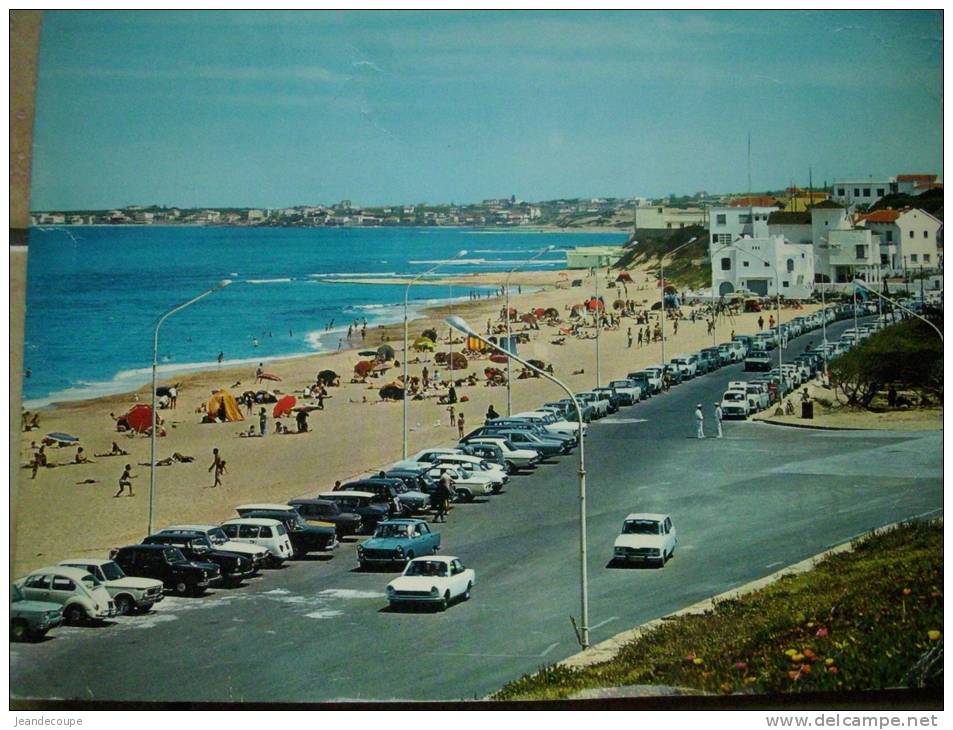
[556,513,942,671]
[753,417,871,431]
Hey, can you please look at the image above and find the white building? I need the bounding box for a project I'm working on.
[708,205,778,246]
[766,211,812,245]
[711,235,814,299]
[635,205,706,230]
[854,208,942,273]
[830,179,895,207]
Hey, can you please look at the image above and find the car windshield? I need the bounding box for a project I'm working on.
[100,562,125,581]
[164,548,185,562]
[404,560,448,578]
[376,523,413,538]
[623,519,661,535]
[11,584,23,602]
[724,392,745,401]
[80,573,101,589]
[205,528,229,544]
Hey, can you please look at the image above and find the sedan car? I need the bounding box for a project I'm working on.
[357,519,441,569]
[11,584,63,642]
[386,556,475,611]
[612,513,677,568]
[59,559,165,615]
[17,566,116,623]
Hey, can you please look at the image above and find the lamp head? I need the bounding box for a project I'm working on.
[217,279,233,289]
[445,315,475,337]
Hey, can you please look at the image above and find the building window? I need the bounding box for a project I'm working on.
[712,234,719,244]
[716,234,731,245]
[877,188,885,197]
[657,207,663,214]
[720,258,731,271]
[924,254,931,263]
[854,188,860,197]
[863,188,870,197]
[909,230,914,238]
[886,230,893,242]
[716,214,726,225]
[881,254,889,265]
[764,262,770,267]
[786,258,794,273]
[837,188,845,196]
[855,245,867,260]
[666,223,672,228]
[782,281,790,288]
[923,230,929,238]
[910,254,918,262]
[739,214,752,223]
[743,261,750,267]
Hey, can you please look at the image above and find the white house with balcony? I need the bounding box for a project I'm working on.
[830,179,896,207]
[707,205,778,247]
[854,208,942,274]
[710,235,814,300]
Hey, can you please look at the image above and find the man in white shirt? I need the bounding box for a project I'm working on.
[713,402,723,438]
[694,403,705,439]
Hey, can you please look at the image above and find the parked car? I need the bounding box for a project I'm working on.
[468,427,568,457]
[458,436,540,472]
[513,410,586,439]
[592,386,626,410]
[159,524,269,571]
[425,464,493,502]
[220,518,294,564]
[576,391,611,419]
[316,491,390,532]
[459,442,511,472]
[700,347,725,369]
[11,584,64,641]
[334,480,406,517]
[744,351,772,372]
[623,372,654,398]
[357,519,441,569]
[142,532,256,585]
[362,477,432,514]
[287,498,363,538]
[550,399,593,423]
[612,513,677,568]
[429,454,507,490]
[58,558,164,615]
[485,417,577,446]
[236,504,339,556]
[670,355,698,379]
[386,556,475,611]
[111,544,222,596]
[607,379,643,403]
[17,566,116,623]
[720,390,751,419]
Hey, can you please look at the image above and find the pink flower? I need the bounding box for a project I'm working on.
[815,627,829,637]
[734,661,748,671]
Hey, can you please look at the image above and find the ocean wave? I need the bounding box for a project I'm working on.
[244,277,294,284]
[310,272,400,278]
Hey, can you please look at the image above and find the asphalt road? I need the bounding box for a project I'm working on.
[11,317,943,703]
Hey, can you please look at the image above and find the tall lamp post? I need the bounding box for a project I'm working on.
[852,279,943,342]
[148,279,232,535]
[659,237,698,366]
[402,249,467,459]
[503,245,554,415]
[446,314,590,649]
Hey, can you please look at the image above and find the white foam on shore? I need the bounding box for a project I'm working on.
[244,277,294,284]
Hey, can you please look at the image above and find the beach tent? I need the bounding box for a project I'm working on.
[379,383,404,400]
[466,335,488,352]
[586,297,605,311]
[615,272,633,283]
[420,328,438,342]
[436,351,467,369]
[354,360,376,377]
[206,389,244,422]
[377,344,396,361]
[124,404,156,434]
[413,337,436,351]
[273,395,296,418]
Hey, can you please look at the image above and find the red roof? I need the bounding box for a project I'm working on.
[728,196,781,208]
[896,174,937,184]
[855,209,902,224]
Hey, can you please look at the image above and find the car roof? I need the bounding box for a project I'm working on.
[59,558,109,567]
[624,512,669,522]
[28,566,92,580]
[407,555,456,564]
[319,490,375,499]
[236,503,295,512]
[222,517,283,526]
[287,497,333,505]
[165,524,218,532]
[118,543,174,552]
[379,518,427,525]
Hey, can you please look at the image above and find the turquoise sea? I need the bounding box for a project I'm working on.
[23,226,626,407]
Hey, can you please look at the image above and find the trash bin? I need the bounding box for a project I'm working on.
[801,401,814,419]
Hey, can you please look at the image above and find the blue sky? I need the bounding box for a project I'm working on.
[30,10,942,210]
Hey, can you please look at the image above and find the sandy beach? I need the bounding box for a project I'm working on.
[13,265,825,579]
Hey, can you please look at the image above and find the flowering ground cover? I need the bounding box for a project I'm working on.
[495,521,942,700]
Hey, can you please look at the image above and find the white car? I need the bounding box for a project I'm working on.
[160,524,270,571]
[220,518,294,564]
[461,437,539,471]
[720,390,751,419]
[612,513,677,568]
[513,410,585,438]
[425,464,494,502]
[59,559,164,615]
[670,355,698,379]
[607,379,643,403]
[386,555,475,610]
[431,454,508,489]
[18,566,117,623]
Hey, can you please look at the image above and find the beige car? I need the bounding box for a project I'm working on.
[59,559,165,615]
[17,566,116,624]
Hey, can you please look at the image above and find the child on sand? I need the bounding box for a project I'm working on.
[74,447,94,464]
[115,464,136,497]
[457,412,465,439]
[447,405,456,427]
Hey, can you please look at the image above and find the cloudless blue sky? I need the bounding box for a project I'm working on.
[29,10,942,210]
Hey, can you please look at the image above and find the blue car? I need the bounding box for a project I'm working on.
[357,519,441,569]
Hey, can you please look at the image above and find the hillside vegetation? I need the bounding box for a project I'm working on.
[614,225,710,290]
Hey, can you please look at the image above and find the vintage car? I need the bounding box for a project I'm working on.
[220,518,294,564]
[286,498,363,538]
[59,558,165,615]
[11,584,64,641]
[356,519,441,569]
[159,524,269,571]
[17,566,116,623]
[457,436,539,472]
[317,491,390,531]
[111,544,222,596]
[142,532,256,584]
[612,513,677,568]
[386,556,475,611]
[720,389,751,419]
[235,504,338,557]
[424,464,493,503]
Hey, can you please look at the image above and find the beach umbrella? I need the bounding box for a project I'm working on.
[358,350,377,357]
[379,383,404,400]
[124,404,156,434]
[519,313,537,324]
[612,298,626,310]
[448,351,467,369]
[43,432,80,446]
[505,307,518,320]
[615,271,633,283]
[255,390,278,403]
[354,360,375,376]
[533,307,546,318]
[527,359,546,370]
[376,344,395,361]
[155,386,172,398]
[489,353,509,364]
[586,297,604,311]
[421,328,438,342]
[543,307,560,319]
[413,337,436,351]
[273,395,297,418]
[316,370,339,386]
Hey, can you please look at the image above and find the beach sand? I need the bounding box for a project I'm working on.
[12,266,824,578]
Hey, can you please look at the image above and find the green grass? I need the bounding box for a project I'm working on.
[494,521,943,700]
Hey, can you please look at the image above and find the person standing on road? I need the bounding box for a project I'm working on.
[713,402,723,439]
[694,403,705,439]
[433,472,452,523]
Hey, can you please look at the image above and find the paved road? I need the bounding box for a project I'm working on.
[12,318,943,703]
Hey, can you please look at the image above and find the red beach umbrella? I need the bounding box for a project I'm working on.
[124,404,155,434]
[354,360,375,376]
[273,395,297,418]
[489,354,509,364]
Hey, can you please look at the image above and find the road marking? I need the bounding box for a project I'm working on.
[540,642,560,656]
[589,616,619,631]
[601,418,648,424]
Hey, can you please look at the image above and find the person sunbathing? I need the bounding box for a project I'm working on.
[74,447,94,464]
[95,441,129,457]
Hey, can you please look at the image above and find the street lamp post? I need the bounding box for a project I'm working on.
[148,279,232,536]
[402,250,467,460]
[503,246,554,415]
[446,314,590,649]
[852,279,943,342]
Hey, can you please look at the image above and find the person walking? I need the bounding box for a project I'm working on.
[296,408,309,433]
[757,315,764,331]
[694,403,705,439]
[259,407,268,436]
[433,471,452,523]
[31,445,47,480]
[447,405,456,427]
[169,385,178,409]
[457,412,465,440]
[713,402,723,439]
[114,464,136,497]
[208,448,224,488]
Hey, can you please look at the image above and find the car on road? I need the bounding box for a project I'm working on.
[623,372,655,398]
[111,544,222,596]
[425,463,493,502]
[335,480,415,517]
[386,556,474,611]
[720,390,751,419]
[459,442,511,472]
[593,386,626,410]
[607,379,643,403]
[286,498,363,538]
[10,584,63,641]
[59,558,165,615]
[220,518,294,565]
[458,436,539,472]
[744,351,772,372]
[486,417,577,447]
[17,566,117,623]
[357,519,441,569]
[513,410,586,439]
[612,513,677,568]
[701,347,726,370]
[576,391,611,419]
[159,524,270,571]
[670,355,698,379]
[469,427,568,457]
[317,491,391,531]
[235,505,339,557]
[142,532,256,585]
[428,453,508,490]
[544,400,592,423]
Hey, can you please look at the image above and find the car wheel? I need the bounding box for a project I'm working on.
[10,620,30,642]
[64,603,86,625]
[406,551,415,562]
[174,581,189,595]
[439,590,450,611]
[431,546,439,555]
[358,560,367,571]
[458,490,474,503]
[505,460,516,474]
[115,594,135,616]
[463,582,472,601]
